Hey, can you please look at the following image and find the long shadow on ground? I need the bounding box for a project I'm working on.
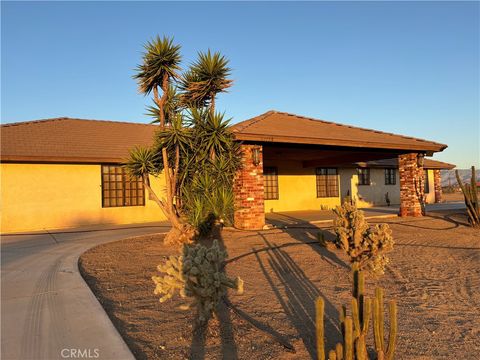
[254,234,342,359]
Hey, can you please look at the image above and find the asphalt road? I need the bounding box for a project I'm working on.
[1,223,169,360]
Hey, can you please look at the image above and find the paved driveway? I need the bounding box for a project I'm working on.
[1,222,169,360]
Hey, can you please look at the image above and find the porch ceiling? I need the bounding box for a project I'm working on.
[262,144,406,168]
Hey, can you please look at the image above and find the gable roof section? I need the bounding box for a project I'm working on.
[1,117,157,163]
[232,111,447,153]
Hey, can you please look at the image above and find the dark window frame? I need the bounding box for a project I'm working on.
[315,168,339,198]
[357,168,371,186]
[101,165,145,208]
[264,166,279,200]
[384,168,396,185]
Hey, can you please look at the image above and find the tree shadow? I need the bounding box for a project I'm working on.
[254,234,342,358]
[190,225,238,360]
[266,214,349,271]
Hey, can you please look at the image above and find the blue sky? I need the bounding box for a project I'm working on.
[2,1,479,168]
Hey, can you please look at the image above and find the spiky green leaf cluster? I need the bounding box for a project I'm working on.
[124,146,161,179]
[179,50,233,108]
[333,202,394,274]
[134,36,182,94]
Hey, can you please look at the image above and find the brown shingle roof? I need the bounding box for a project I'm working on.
[1,117,156,163]
[2,111,449,163]
[232,110,447,153]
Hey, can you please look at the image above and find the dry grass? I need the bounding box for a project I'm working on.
[79,211,480,359]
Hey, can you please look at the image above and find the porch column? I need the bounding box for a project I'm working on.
[434,169,442,203]
[399,153,424,217]
[233,144,265,230]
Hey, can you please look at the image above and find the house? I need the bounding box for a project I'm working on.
[0,111,454,233]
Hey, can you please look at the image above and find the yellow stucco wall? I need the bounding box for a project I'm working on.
[264,160,341,213]
[0,163,167,233]
[425,169,435,204]
[339,168,401,207]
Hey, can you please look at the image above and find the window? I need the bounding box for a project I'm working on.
[101,165,145,207]
[357,168,370,185]
[264,167,279,200]
[385,168,396,185]
[316,168,339,197]
[424,170,430,193]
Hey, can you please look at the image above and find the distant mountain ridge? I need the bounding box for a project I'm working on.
[441,169,480,187]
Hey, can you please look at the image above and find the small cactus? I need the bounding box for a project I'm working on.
[152,240,243,324]
[333,202,394,274]
[316,285,397,360]
[456,166,479,227]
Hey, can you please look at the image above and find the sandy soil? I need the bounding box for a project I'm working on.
[79,211,480,360]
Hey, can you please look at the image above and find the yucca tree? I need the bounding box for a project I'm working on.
[127,36,239,245]
[179,50,233,113]
[133,36,187,240]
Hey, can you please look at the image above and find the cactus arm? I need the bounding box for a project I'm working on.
[373,296,382,353]
[385,301,398,360]
[355,334,367,360]
[344,317,354,360]
[340,305,347,338]
[316,298,325,360]
[336,343,344,360]
[471,166,479,213]
[456,169,479,225]
[351,298,361,339]
[362,298,372,334]
[376,288,385,350]
[377,350,385,360]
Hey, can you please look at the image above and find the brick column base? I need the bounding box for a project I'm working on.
[399,153,424,217]
[434,169,442,203]
[233,145,265,230]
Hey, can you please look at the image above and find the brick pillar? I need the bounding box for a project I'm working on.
[233,144,265,230]
[399,153,424,217]
[434,169,442,203]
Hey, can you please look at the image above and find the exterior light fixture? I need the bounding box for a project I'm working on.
[252,147,261,166]
[417,153,425,167]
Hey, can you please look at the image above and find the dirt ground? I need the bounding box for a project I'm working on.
[79,211,480,360]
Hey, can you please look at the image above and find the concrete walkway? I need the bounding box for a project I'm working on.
[1,222,169,360]
[266,202,466,227]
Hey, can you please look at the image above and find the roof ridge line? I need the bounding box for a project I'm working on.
[233,110,276,133]
[272,110,446,147]
[1,117,155,127]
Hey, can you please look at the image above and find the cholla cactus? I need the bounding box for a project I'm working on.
[152,240,243,323]
[333,202,394,274]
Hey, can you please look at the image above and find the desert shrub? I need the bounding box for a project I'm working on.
[333,201,394,274]
[152,240,243,324]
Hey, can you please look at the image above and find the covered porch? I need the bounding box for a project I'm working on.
[231,111,448,230]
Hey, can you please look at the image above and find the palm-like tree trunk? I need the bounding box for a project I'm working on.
[153,75,184,232]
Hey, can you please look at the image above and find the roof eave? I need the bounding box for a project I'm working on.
[0,155,125,164]
[233,133,447,153]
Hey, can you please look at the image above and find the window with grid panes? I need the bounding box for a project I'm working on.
[384,168,396,185]
[264,167,279,200]
[101,165,145,207]
[357,168,370,185]
[315,168,339,197]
